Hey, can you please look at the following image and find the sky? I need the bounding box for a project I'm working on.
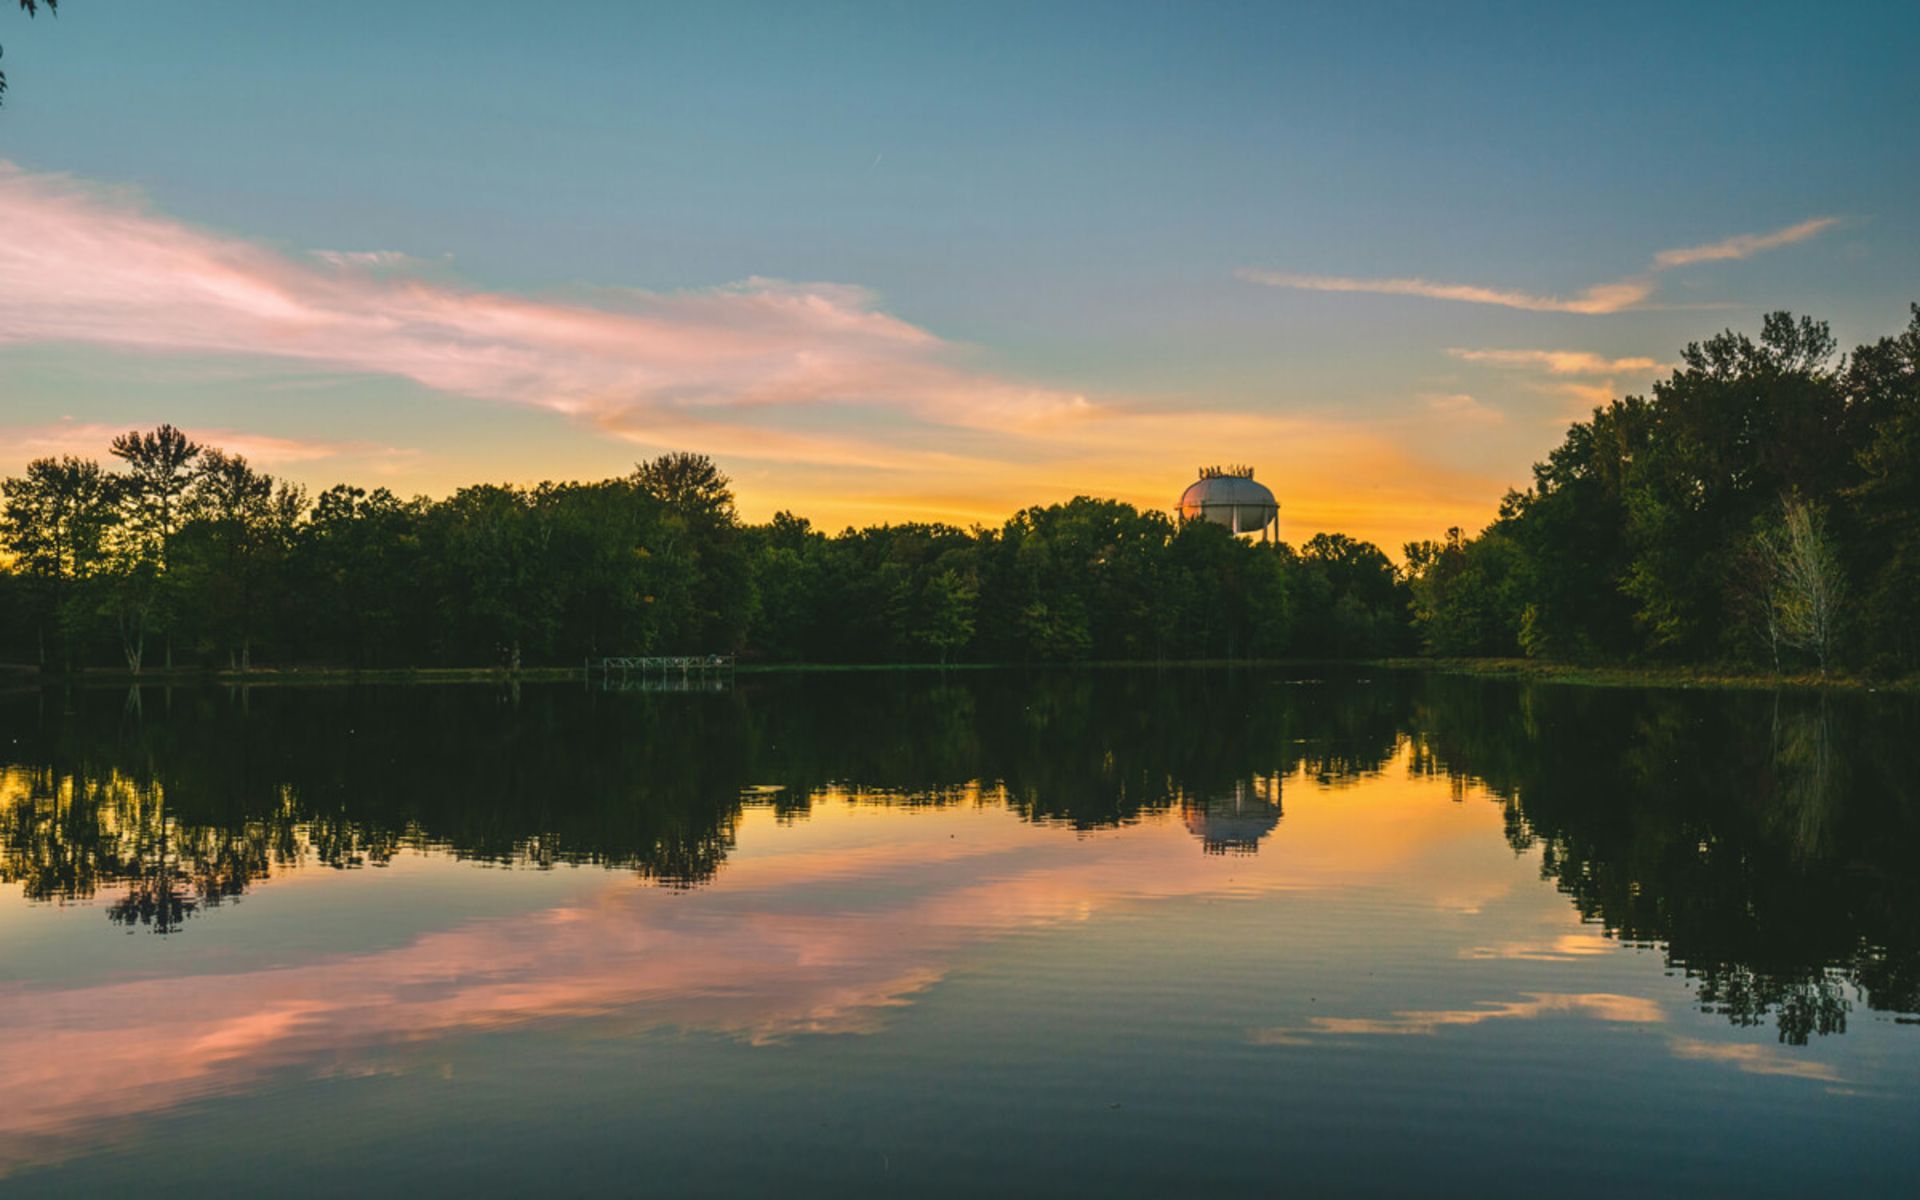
[1,0,1916,549]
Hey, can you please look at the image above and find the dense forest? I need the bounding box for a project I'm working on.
[2,303,1915,676]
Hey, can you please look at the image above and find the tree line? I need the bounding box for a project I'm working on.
[0,430,1412,671]
[4,303,1914,675]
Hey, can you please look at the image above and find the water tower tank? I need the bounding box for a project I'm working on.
[1179,466,1278,536]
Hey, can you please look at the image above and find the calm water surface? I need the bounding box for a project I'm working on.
[1,670,1916,1195]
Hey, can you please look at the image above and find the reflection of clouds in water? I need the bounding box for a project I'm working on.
[1460,933,1617,962]
[1667,1037,1843,1083]
[1250,992,1664,1045]
[0,766,1507,1173]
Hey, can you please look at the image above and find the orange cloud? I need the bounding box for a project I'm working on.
[1420,392,1504,424]
[1445,348,1662,376]
[1652,217,1839,268]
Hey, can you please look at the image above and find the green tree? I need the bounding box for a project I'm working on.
[296,485,430,666]
[633,453,751,653]
[0,456,116,669]
[539,479,675,657]
[1845,305,1920,672]
[1750,498,1846,675]
[917,567,978,665]
[1289,532,1408,656]
[175,450,307,669]
[1404,527,1525,656]
[428,485,557,670]
[109,424,204,670]
[1619,315,1847,657]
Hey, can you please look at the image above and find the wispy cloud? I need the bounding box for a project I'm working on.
[1652,217,1840,268]
[1443,345,1668,422]
[1236,270,1653,315]
[0,162,1090,471]
[1419,392,1503,424]
[1445,348,1661,376]
[1242,216,1840,314]
[1543,380,1625,411]
[308,249,426,270]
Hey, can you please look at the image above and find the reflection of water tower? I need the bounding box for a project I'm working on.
[1179,466,1279,543]
[1181,776,1282,855]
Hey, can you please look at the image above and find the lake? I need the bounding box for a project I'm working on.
[1,669,1916,1196]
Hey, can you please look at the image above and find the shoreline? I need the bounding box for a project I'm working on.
[1372,657,1918,694]
[3,657,1914,694]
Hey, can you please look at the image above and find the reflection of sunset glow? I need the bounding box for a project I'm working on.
[0,750,1535,1170]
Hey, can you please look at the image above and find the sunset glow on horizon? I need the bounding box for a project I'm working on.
[2,3,1914,550]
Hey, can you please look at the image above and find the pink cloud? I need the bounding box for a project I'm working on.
[0,162,1517,547]
[0,162,1089,468]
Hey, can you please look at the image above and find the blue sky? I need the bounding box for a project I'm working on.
[2,0,1915,543]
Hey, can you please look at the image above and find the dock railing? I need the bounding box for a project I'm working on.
[590,654,736,680]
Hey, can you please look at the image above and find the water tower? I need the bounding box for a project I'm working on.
[1178,465,1279,542]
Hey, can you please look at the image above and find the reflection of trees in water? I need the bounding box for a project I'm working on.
[0,672,1405,923]
[0,765,278,934]
[2,672,1916,1043]
[1409,677,1920,1042]
[1767,696,1848,863]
